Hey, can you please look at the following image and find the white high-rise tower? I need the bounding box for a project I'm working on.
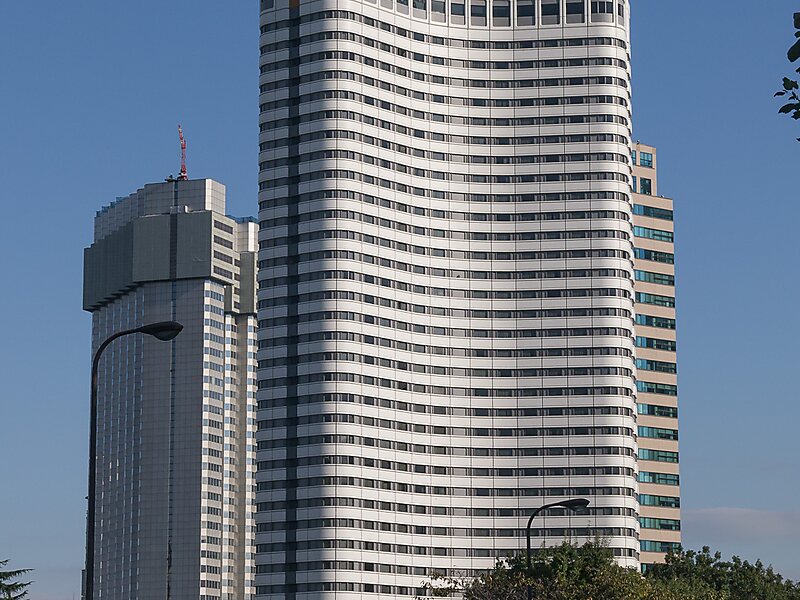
[257,0,638,597]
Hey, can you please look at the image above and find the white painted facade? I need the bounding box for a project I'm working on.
[257,0,638,597]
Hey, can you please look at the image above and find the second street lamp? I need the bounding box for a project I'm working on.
[525,498,590,600]
[84,321,183,600]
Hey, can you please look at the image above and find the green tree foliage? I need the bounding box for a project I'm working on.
[420,542,724,600]
[775,12,800,139]
[0,560,32,600]
[419,542,799,600]
[647,547,800,600]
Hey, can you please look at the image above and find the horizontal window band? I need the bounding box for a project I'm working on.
[638,449,679,463]
[261,222,631,245]
[641,541,682,553]
[260,31,629,70]
[260,208,630,230]
[257,549,640,578]
[259,11,628,52]
[635,292,675,308]
[634,225,674,243]
[638,403,678,418]
[256,519,636,538]
[259,422,634,438]
[254,582,419,597]
[259,250,632,281]
[261,148,629,170]
[634,270,675,286]
[257,433,636,458]
[260,166,629,189]
[638,426,679,441]
[633,204,673,221]
[636,358,678,375]
[261,51,626,75]
[259,69,628,100]
[260,91,628,120]
[259,310,633,339]
[635,315,676,330]
[639,517,680,531]
[634,248,675,264]
[261,104,627,133]
[258,372,635,399]
[258,288,632,314]
[635,358,677,374]
[635,337,676,350]
[637,381,678,396]
[639,471,680,486]
[261,130,629,153]
[259,351,632,379]
[261,231,630,263]
[258,456,633,479]
[639,494,680,508]
[256,476,637,498]
[260,267,632,288]
[260,329,632,357]
[258,392,634,418]
[259,187,630,207]
[256,495,638,517]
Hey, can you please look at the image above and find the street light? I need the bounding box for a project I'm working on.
[84,321,183,600]
[525,498,590,600]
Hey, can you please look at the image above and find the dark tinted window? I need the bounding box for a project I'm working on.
[493,0,511,25]
[471,0,487,24]
[517,0,535,24]
[566,0,585,23]
[541,0,560,24]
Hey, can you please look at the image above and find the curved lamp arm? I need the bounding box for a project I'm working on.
[525,498,591,575]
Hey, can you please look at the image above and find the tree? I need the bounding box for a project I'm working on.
[647,547,800,600]
[775,12,800,139]
[418,541,800,600]
[0,560,32,600]
[419,542,725,600]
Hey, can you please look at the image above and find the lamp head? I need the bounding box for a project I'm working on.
[560,498,590,511]
[138,321,183,341]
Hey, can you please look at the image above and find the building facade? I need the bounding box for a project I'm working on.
[257,0,641,597]
[631,143,681,565]
[83,179,257,599]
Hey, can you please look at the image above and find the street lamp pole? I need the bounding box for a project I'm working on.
[525,498,590,600]
[84,321,183,600]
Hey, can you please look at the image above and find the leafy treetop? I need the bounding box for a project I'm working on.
[775,12,800,139]
[418,542,799,600]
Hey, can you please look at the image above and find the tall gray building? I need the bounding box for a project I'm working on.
[257,0,639,597]
[83,179,257,599]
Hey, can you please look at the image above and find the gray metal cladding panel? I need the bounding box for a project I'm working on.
[132,214,171,283]
[176,211,213,280]
[83,221,134,311]
[238,251,257,315]
[83,212,215,311]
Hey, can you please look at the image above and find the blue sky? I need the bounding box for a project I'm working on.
[1,1,798,598]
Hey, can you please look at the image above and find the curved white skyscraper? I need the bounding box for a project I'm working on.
[257,0,637,597]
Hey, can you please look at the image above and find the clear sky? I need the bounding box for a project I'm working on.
[1,2,798,598]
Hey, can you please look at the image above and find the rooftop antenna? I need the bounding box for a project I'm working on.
[177,124,188,180]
